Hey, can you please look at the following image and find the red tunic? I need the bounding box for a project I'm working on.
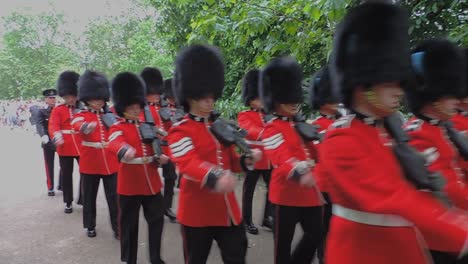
[48,104,82,157]
[319,115,468,264]
[237,109,270,170]
[107,119,162,196]
[167,115,243,227]
[452,112,468,175]
[262,116,323,207]
[71,109,119,175]
[406,117,468,210]
[311,115,335,193]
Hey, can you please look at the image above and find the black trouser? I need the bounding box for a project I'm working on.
[119,194,165,264]
[317,193,332,264]
[430,250,460,264]
[82,173,118,232]
[242,169,273,224]
[181,223,248,264]
[162,161,177,210]
[59,156,81,204]
[42,147,56,191]
[273,204,323,264]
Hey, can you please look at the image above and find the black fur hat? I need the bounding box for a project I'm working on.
[406,39,466,113]
[163,78,174,98]
[111,72,146,117]
[174,44,224,111]
[309,66,339,110]
[57,71,80,97]
[141,67,164,95]
[329,2,411,108]
[78,70,110,102]
[259,56,303,113]
[241,69,260,106]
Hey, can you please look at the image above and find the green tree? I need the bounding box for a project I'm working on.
[0,11,79,99]
[83,15,173,79]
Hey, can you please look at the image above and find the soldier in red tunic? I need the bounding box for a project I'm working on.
[49,71,83,213]
[159,78,184,222]
[140,67,177,223]
[167,44,260,264]
[405,39,468,264]
[309,65,341,264]
[259,56,323,264]
[316,2,468,264]
[237,69,274,234]
[108,72,169,264]
[71,70,119,238]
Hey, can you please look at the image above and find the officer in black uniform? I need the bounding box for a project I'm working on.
[36,89,62,196]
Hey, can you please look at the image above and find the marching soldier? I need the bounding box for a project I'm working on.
[167,44,260,264]
[159,78,184,222]
[317,2,468,263]
[237,69,274,234]
[108,72,169,264]
[71,70,119,238]
[140,67,177,223]
[36,88,62,196]
[405,39,468,263]
[259,57,324,264]
[309,66,341,264]
[49,71,83,213]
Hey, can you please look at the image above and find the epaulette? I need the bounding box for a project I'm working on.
[404,119,423,132]
[172,119,188,127]
[330,115,354,129]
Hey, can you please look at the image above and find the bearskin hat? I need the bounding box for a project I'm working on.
[406,39,466,113]
[57,71,80,97]
[78,70,110,102]
[241,69,260,106]
[259,56,303,113]
[173,44,224,111]
[111,72,146,117]
[141,67,164,95]
[329,2,411,108]
[163,78,174,98]
[309,66,340,110]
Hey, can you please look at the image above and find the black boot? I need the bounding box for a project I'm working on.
[261,216,274,231]
[48,189,55,196]
[165,208,177,223]
[64,203,73,214]
[87,228,96,238]
[245,221,259,235]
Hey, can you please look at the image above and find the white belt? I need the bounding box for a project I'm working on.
[122,156,155,165]
[82,141,108,149]
[61,130,77,134]
[245,139,263,146]
[332,204,413,227]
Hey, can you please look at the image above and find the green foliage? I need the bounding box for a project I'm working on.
[83,16,174,78]
[0,11,79,99]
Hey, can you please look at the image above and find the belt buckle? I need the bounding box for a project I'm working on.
[102,142,108,148]
[142,157,150,163]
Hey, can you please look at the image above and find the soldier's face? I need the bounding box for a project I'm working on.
[167,97,176,105]
[191,96,215,114]
[457,98,468,111]
[63,95,77,106]
[433,96,459,120]
[367,83,403,117]
[87,99,105,110]
[124,104,141,119]
[249,98,263,109]
[147,94,161,104]
[278,103,299,117]
[45,96,56,107]
[321,103,339,114]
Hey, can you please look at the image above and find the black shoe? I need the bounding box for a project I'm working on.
[165,209,177,223]
[87,228,96,238]
[64,204,73,214]
[245,222,259,235]
[77,199,83,206]
[262,217,274,231]
[57,186,62,191]
[48,190,55,196]
[113,231,119,240]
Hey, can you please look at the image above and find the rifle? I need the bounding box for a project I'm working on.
[209,111,252,157]
[293,114,321,143]
[159,106,185,124]
[443,121,468,161]
[384,113,451,206]
[139,105,167,164]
